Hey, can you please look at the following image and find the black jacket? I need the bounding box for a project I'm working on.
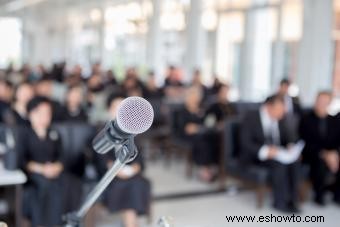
[240,110,294,164]
[299,111,340,162]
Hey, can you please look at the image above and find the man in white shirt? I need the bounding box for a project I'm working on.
[240,94,301,212]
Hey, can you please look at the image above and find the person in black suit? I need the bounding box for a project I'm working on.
[299,91,340,206]
[240,94,301,212]
[277,78,301,116]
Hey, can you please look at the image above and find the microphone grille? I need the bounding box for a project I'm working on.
[116,96,154,134]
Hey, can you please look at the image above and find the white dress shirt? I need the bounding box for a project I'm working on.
[258,106,281,161]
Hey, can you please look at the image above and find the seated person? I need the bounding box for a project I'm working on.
[191,69,209,102]
[61,84,88,122]
[205,84,236,128]
[2,82,34,126]
[18,96,64,226]
[144,71,164,99]
[34,79,65,122]
[277,78,301,116]
[299,91,340,205]
[240,94,300,212]
[97,94,151,227]
[0,80,14,123]
[180,87,219,182]
[164,66,183,88]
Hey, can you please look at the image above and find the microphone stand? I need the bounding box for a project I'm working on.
[64,138,137,227]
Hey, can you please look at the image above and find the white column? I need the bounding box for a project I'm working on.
[98,7,105,66]
[146,0,162,82]
[239,9,256,101]
[185,0,205,82]
[271,1,285,89]
[296,0,334,106]
[21,19,30,64]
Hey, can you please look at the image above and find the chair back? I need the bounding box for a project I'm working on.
[53,122,95,177]
[224,117,242,163]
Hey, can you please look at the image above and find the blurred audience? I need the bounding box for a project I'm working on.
[1,60,340,227]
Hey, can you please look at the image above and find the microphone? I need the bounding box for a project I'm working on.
[92,96,154,156]
[64,97,154,227]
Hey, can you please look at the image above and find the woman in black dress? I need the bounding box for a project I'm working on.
[180,87,219,182]
[18,96,64,226]
[97,94,151,227]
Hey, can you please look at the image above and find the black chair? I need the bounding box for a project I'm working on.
[223,117,269,207]
[224,117,311,207]
[167,105,193,177]
[52,123,96,212]
[230,102,261,116]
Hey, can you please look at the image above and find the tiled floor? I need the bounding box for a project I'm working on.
[97,160,339,227]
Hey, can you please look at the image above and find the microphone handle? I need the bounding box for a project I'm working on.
[64,145,132,227]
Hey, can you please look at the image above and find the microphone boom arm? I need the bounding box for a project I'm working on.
[64,137,137,227]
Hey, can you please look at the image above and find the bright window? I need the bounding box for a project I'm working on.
[0,18,22,68]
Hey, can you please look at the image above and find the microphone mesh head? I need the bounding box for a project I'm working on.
[116,96,154,134]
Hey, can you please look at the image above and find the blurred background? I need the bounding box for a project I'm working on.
[0,0,339,227]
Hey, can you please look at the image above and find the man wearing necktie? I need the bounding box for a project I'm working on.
[240,94,301,212]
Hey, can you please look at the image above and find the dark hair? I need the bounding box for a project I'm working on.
[264,94,285,105]
[219,83,230,90]
[67,84,84,94]
[317,90,332,98]
[106,92,126,109]
[26,96,51,114]
[168,65,176,70]
[280,78,290,86]
[148,70,155,77]
[193,69,201,75]
[0,79,13,88]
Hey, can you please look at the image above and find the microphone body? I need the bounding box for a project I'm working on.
[92,120,133,155]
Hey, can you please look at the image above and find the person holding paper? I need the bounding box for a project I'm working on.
[240,94,301,213]
[299,91,340,206]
